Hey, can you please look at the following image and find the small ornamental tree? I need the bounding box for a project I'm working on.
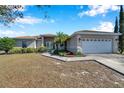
[114,16,118,33]
[0,37,15,54]
[54,32,69,52]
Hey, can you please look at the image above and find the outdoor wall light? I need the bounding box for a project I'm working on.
[79,38,81,42]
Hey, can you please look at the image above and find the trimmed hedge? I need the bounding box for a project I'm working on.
[37,46,48,53]
[9,47,22,54]
[75,51,83,57]
[9,46,48,54]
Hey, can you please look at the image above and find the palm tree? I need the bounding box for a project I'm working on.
[54,32,69,52]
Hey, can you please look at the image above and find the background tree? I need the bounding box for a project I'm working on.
[114,16,118,33]
[0,37,15,54]
[119,5,124,54]
[0,5,50,26]
[0,5,23,26]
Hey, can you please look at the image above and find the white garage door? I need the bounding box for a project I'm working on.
[81,39,112,54]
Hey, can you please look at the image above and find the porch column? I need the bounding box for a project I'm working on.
[112,36,119,53]
[34,40,36,48]
[76,35,82,53]
[41,36,44,47]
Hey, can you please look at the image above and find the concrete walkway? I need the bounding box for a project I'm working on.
[42,53,124,75]
[42,53,94,62]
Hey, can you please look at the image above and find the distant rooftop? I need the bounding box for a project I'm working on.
[14,34,56,39]
[40,34,56,37]
[15,36,38,39]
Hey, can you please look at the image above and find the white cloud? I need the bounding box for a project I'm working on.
[92,21,114,32]
[16,16,42,24]
[78,5,119,17]
[18,25,25,29]
[80,6,83,9]
[0,30,25,37]
[16,16,55,24]
[50,19,55,23]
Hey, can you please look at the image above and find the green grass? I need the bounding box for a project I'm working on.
[0,53,124,88]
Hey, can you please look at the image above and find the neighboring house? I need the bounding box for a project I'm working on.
[14,30,121,54]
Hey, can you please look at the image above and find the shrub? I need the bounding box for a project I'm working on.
[9,47,22,54]
[76,51,82,57]
[10,47,37,54]
[52,50,58,55]
[9,47,48,54]
[58,51,66,56]
[52,49,64,55]
[26,48,36,53]
[37,46,48,53]
[21,48,27,53]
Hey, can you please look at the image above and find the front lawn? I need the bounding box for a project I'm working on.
[0,53,124,88]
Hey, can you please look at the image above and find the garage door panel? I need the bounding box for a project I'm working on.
[82,39,112,54]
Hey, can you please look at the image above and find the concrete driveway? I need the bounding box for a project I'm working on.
[87,54,124,75]
[88,54,124,63]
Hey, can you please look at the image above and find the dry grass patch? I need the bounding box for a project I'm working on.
[0,53,124,88]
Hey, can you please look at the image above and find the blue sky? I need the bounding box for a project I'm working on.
[0,5,121,37]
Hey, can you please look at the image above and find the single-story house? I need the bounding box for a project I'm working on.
[14,34,55,49]
[14,30,121,54]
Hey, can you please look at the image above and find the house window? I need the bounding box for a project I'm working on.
[22,40,27,48]
[45,41,53,49]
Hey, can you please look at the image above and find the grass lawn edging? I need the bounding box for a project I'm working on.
[42,53,94,62]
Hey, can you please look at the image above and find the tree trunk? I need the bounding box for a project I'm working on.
[120,50,123,54]
[5,50,9,54]
[64,41,67,51]
[56,43,58,53]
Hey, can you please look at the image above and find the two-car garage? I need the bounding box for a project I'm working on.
[67,30,121,54]
[81,38,112,54]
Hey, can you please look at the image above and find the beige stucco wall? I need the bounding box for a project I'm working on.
[112,36,119,53]
[36,40,42,48]
[67,36,78,53]
[15,39,36,48]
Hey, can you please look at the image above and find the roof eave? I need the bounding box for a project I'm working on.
[71,32,122,37]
